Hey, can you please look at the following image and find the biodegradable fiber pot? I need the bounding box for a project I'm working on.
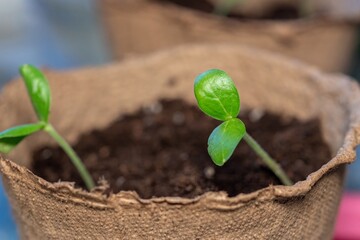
[99,0,357,72]
[1,44,360,239]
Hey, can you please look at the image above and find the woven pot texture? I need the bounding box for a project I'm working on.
[1,44,360,239]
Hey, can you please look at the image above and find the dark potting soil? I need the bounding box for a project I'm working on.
[155,0,301,20]
[31,99,331,199]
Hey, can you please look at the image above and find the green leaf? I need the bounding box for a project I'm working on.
[19,64,51,122]
[0,123,45,153]
[208,118,246,166]
[194,69,240,121]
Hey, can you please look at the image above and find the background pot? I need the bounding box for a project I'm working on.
[99,0,357,72]
[1,44,360,239]
[208,0,360,20]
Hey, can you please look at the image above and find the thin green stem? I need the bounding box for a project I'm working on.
[243,133,293,186]
[44,124,95,190]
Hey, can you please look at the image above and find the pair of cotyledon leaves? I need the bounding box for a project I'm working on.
[194,69,246,166]
[0,65,51,153]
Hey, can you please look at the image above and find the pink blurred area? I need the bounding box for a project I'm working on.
[334,193,360,240]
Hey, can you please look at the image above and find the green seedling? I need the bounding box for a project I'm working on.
[0,65,95,190]
[194,69,292,186]
[214,0,245,16]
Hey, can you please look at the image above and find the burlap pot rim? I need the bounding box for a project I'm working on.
[1,44,360,210]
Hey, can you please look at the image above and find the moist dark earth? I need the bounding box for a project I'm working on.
[32,99,331,199]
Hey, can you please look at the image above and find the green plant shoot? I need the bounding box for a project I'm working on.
[0,65,95,190]
[194,69,292,186]
[214,0,245,16]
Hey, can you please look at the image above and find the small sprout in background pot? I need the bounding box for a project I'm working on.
[0,65,95,190]
[194,69,293,186]
[214,0,245,16]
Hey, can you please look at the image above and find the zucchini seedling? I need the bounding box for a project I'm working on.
[194,69,292,186]
[214,0,245,16]
[0,65,95,190]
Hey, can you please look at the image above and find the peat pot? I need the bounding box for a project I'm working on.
[1,44,360,239]
[100,0,357,72]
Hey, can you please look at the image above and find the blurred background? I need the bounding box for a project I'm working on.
[0,0,360,239]
[0,0,110,87]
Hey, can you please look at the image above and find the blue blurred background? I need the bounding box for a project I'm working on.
[0,0,110,87]
[0,0,360,239]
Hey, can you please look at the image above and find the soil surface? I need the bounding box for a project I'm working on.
[32,99,331,199]
[156,0,300,20]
